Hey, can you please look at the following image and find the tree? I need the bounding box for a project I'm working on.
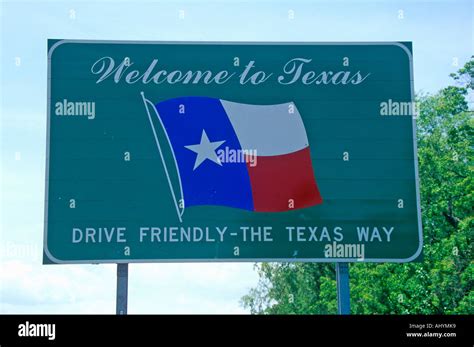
[241,57,473,315]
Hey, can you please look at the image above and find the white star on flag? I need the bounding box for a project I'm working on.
[184,130,226,170]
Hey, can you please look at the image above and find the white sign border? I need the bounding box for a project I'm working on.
[44,40,422,264]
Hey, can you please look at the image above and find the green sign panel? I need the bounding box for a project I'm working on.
[44,40,422,264]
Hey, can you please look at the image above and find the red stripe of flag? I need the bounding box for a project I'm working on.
[246,147,323,212]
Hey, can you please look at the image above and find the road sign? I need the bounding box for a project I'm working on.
[44,40,422,264]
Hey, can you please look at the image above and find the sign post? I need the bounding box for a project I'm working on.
[116,263,128,315]
[336,262,350,314]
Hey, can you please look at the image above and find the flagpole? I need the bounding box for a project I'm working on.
[140,92,183,223]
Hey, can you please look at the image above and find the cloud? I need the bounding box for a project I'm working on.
[0,259,258,314]
[0,260,115,308]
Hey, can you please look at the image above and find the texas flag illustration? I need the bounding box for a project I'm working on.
[153,96,323,213]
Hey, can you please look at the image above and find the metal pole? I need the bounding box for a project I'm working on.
[116,263,128,315]
[336,262,350,315]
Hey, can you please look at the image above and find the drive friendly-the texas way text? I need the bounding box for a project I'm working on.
[71,226,395,244]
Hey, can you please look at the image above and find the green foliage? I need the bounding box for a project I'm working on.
[241,58,474,315]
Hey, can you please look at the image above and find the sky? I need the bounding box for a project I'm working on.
[0,0,472,314]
